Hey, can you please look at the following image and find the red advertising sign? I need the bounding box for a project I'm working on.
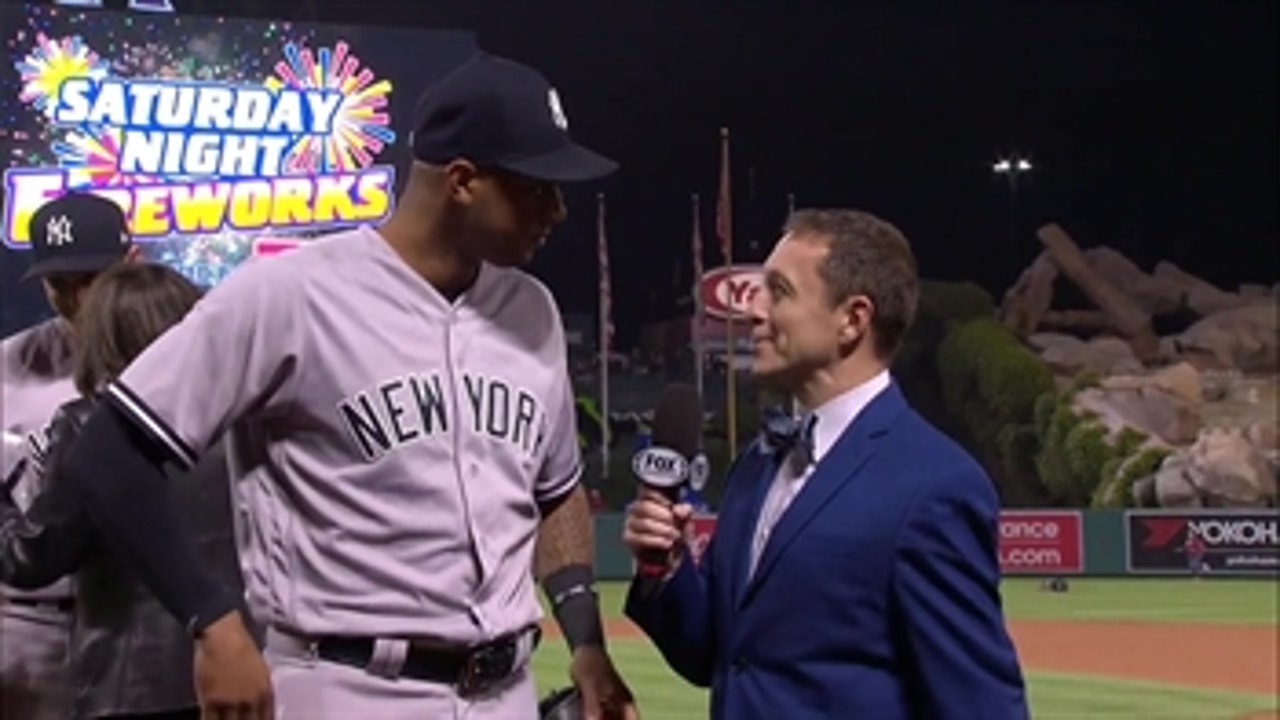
[688,515,719,565]
[998,511,1084,574]
[700,265,763,320]
[658,511,1084,574]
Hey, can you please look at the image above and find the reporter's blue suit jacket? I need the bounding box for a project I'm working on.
[625,383,1029,720]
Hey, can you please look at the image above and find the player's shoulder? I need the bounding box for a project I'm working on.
[285,225,379,264]
[892,408,999,509]
[0,319,72,378]
[212,227,372,296]
[486,265,563,318]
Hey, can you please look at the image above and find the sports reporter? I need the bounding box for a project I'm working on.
[622,209,1028,719]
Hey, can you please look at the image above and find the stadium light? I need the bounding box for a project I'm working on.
[993,154,1034,251]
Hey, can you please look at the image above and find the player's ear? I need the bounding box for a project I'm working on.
[123,244,142,263]
[441,159,481,206]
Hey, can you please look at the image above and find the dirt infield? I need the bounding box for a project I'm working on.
[1008,620,1278,696]
[545,617,1279,698]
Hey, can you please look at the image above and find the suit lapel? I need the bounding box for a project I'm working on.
[738,383,907,609]
[729,449,781,608]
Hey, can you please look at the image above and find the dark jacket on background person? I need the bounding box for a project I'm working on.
[0,396,252,720]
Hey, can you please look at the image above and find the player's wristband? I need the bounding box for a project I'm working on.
[543,564,605,650]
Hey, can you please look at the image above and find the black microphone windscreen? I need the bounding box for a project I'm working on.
[651,384,703,460]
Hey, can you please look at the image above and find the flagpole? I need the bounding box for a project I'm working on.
[597,192,611,479]
[691,193,705,406]
[716,127,737,459]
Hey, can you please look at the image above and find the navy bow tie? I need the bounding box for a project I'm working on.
[758,406,816,463]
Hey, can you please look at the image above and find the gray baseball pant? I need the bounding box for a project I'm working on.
[0,602,71,720]
[264,627,539,720]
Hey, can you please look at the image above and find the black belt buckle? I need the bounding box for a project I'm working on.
[458,638,515,697]
[457,632,523,697]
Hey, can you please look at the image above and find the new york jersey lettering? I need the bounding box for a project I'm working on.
[338,371,543,461]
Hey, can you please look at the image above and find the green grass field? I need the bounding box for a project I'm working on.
[532,579,1280,719]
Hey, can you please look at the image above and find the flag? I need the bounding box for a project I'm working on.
[597,193,613,477]
[716,127,732,263]
[715,127,739,458]
[597,193,613,354]
[691,193,705,298]
[691,193,705,402]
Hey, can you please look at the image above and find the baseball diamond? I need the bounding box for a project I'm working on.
[533,579,1280,719]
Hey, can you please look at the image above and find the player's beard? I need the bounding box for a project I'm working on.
[480,232,539,268]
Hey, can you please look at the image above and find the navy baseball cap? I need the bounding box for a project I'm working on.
[410,52,618,182]
[22,192,131,281]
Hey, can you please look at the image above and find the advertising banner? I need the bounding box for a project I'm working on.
[1125,510,1279,576]
[1,3,475,318]
[650,511,1088,573]
[997,511,1084,575]
[699,264,763,322]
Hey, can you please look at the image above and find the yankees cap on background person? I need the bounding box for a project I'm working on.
[410,51,618,182]
[21,191,132,281]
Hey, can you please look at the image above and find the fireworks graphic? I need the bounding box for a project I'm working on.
[112,41,183,78]
[145,233,255,288]
[4,6,392,282]
[52,127,158,188]
[266,40,395,174]
[15,32,108,117]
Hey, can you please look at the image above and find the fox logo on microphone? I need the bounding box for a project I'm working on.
[632,446,690,488]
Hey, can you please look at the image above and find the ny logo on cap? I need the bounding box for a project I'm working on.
[548,88,568,130]
[46,215,74,247]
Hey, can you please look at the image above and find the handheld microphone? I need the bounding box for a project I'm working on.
[632,383,704,580]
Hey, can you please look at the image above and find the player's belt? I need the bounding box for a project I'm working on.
[272,625,541,696]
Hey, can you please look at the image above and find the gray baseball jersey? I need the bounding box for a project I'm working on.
[1,318,77,602]
[108,225,581,644]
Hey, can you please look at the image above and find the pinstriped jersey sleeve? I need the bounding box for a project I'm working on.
[533,295,581,504]
[107,256,303,469]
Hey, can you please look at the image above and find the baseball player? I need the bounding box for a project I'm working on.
[61,53,637,720]
[1,193,137,720]
[1184,526,1208,579]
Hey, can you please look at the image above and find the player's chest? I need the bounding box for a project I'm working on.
[298,314,561,462]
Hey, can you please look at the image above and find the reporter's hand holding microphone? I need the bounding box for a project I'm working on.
[621,384,706,586]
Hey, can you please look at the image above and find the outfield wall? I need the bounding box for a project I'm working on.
[590,509,1280,580]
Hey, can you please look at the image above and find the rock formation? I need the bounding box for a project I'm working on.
[1001,223,1277,509]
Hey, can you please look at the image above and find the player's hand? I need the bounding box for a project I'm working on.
[621,486,692,563]
[194,611,274,720]
[570,644,639,720]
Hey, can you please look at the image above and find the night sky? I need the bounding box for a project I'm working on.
[8,1,1278,347]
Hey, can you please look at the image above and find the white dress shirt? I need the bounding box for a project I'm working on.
[748,370,892,577]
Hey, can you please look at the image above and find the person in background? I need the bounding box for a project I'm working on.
[0,192,138,720]
[0,262,250,720]
[622,209,1028,719]
[1184,526,1208,579]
